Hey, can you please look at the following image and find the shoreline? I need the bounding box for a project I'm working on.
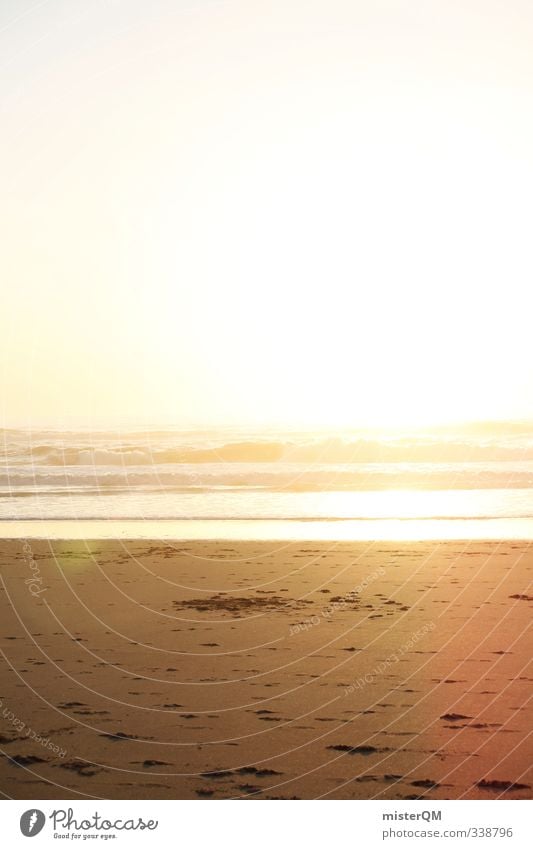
[1,538,531,800]
[1,517,533,541]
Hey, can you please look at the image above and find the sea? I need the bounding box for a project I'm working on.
[1,424,533,540]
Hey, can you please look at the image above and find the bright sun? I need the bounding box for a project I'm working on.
[1,1,532,428]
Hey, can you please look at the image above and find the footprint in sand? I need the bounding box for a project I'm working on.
[6,754,47,767]
[327,744,386,755]
[477,779,530,792]
[236,767,283,777]
[440,713,471,721]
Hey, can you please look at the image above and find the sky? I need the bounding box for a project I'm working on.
[1,0,533,430]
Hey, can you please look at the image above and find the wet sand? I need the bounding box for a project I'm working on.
[0,538,531,800]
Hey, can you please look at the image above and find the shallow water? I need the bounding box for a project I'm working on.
[2,426,532,538]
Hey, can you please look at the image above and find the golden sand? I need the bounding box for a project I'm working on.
[0,539,531,800]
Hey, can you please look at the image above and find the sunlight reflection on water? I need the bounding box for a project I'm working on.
[1,517,532,540]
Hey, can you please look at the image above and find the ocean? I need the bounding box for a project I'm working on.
[1,424,533,539]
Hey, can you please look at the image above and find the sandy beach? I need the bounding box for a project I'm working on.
[0,538,531,800]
